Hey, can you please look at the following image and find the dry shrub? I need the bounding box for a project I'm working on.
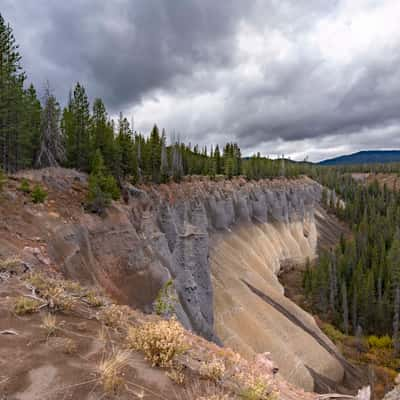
[98,351,130,394]
[26,273,77,312]
[14,296,40,315]
[63,338,78,355]
[26,273,52,292]
[127,317,187,367]
[63,280,84,294]
[85,290,103,307]
[199,358,226,382]
[0,256,22,272]
[166,367,185,385]
[99,304,129,329]
[45,286,76,311]
[235,372,277,400]
[41,313,57,337]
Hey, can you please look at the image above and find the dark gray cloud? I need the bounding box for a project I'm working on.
[2,0,248,105]
[2,0,400,161]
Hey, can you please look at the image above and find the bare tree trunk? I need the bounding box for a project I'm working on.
[352,289,358,335]
[342,282,349,335]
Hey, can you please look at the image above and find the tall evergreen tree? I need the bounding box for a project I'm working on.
[90,98,115,171]
[160,130,169,183]
[0,13,26,172]
[21,84,41,168]
[149,124,161,183]
[64,82,91,171]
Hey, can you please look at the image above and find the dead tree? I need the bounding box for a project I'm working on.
[35,84,65,168]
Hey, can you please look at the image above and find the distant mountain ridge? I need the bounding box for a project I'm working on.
[319,150,400,165]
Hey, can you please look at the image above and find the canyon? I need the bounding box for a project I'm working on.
[0,168,365,398]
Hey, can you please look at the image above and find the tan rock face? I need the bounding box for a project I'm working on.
[210,218,340,391]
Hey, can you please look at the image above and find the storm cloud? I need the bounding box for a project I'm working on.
[2,0,400,161]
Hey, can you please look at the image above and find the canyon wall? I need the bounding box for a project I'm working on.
[3,169,358,392]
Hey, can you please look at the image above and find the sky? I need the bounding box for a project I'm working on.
[2,0,400,162]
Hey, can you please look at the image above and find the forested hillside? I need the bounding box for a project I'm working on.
[319,151,400,166]
[304,170,400,355]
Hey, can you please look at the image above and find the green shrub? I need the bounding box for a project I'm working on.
[14,296,41,315]
[368,335,392,349]
[154,279,177,316]
[31,184,47,203]
[0,169,6,191]
[18,178,31,193]
[85,150,120,215]
[322,323,346,343]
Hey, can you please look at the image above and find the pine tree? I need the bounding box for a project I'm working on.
[214,145,221,175]
[90,98,115,172]
[0,13,26,172]
[115,113,137,181]
[64,82,91,171]
[22,84,42,167]
[149,125,161,183]
[160,130,169,183]
[342,282,349,335]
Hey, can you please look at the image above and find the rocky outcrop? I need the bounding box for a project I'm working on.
[1,170,359,393]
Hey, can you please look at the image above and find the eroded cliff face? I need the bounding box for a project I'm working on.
[1,169,357,393]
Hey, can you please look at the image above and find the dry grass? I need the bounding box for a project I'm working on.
[235,371,276,400]
[199,358,226,382]
[14,296,41,315]
[26,273,53,292]
[98,350,130,394]
[98,325,109,343]
[41,313,57,337]
[0,256,22,272]
[25,273,77,312]
[45,286,76,311]
[184,380,233,400]
[166,367,185,385]
[127,317,187,367]
[63,338,78,355]
[84,290,103,307]
[98,304,129,329]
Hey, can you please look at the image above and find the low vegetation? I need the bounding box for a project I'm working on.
[14,296,41,315]
[98,304,129,329]
[41,313,58,337]
[18,178,31,193]
[85,150,120,215]
[236,372,276,400]
[84,290,103,307]
[127,317,187,367]
[154,279,177,316]
[0,256,22,272]
[166,367,185,385]
[98,350,129,394]
[63,338,78,355]
[31,184,47,203]
[199,358,226,382]
[0,168,6,191]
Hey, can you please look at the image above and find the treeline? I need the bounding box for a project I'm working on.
[0,13,309,188]
[304,172,400,352]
